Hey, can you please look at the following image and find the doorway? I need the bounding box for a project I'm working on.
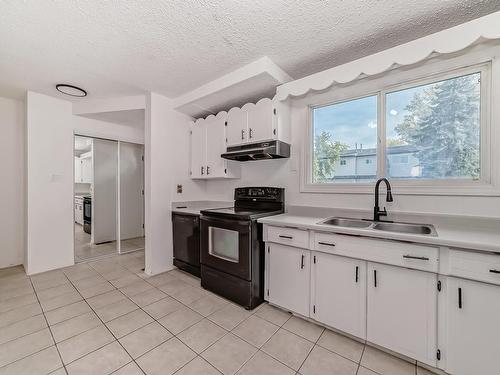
[73,135,145,262]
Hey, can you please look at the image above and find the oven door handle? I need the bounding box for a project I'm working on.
[200,215,251,228]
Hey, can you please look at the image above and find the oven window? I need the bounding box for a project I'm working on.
[208,227,239,263]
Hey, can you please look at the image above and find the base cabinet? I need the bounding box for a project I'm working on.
[367,263,437,366]
[311,252,367,339]
[268,244,310,316]
[444,277,500,375]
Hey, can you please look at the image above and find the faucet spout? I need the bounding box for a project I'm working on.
[374,178,393,221]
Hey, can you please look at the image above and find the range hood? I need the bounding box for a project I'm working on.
[221,140,290,161]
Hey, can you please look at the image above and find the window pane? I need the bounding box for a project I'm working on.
[386,72,481,180]
[312,95,378,183]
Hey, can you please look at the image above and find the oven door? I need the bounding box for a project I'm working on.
[200,215,251,281]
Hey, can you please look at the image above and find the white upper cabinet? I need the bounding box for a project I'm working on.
[245,99,274,143]
[80,155,92,183]
[190,118,207,179]
[206,113,230,177]
[311,252,367,339]
[74,156,82,183]
[74,153,93,183]
[367,262,437,366]
[444,277,500,375]
[226,107,248,146]
[226,98,290,147]
[190,112,240,180]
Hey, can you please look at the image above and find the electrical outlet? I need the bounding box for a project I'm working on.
[176,184,183,194]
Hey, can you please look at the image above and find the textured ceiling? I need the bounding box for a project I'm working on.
[1,0,499,102]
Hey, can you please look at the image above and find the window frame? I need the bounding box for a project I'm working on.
[302,60,495,196]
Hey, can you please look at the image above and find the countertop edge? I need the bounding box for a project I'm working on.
[258,214,500,254]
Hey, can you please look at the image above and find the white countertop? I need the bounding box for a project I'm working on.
[258,206,500,253]
[171,201,233,216]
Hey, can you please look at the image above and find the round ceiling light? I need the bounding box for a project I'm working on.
[56,84,87,97]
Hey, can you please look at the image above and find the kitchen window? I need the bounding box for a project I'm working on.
[306,63,493,195]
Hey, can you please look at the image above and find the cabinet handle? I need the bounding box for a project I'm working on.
[355,266,359,283]
[201,166,204,175]
[490,269,500,274]
[300,254,305,269]
[206,166,210,175]
[249,128,253,139]
[241,129,245,140]
[318,241,336,247]
[458,287,463,309]
[279,235,293,239]
[374,270,377,287]
[403,255,429,261]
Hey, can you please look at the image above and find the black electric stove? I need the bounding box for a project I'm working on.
[200,187,285,309]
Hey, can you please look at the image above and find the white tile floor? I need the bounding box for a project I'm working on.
[0,251,436,375]
[74,223,145,262]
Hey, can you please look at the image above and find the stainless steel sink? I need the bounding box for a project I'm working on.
[372,222,437,236]
[318,217,372,229]
[317,216,437,237]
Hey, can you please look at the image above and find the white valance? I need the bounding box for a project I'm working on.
[276,11,500,101]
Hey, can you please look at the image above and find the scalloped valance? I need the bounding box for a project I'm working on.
[275,11,500,101]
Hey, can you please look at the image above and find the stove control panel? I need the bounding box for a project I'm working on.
[234,187,284,202]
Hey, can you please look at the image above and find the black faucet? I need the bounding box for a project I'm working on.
[373,178,393,221]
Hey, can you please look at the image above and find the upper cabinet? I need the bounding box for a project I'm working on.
[190,112,240,180]
[226,98,290,147]
[74,152,93,184]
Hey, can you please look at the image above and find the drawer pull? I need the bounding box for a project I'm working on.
[458,287,463,309]
[318,241,336,247]
[490,269,500,274]
[403,255,429,261]
[355,266,359,283]
[279,235,293,239]
[300,254,305,269]
[374,270,377,288]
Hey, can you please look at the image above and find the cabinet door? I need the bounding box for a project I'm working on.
[226,107,248,146]
[74,157,82,183]
[81,157,93,183]
[74,202,79,223]
[367,263,437,366]
[268,243,310,316]
[190,120,207,178]
[445,277,500,375]
[205,114,227,178]
[78,204,84,225]
[247,99,274,143]
[312,253,367,339]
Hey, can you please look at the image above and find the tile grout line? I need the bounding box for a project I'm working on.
[28,274,69,375]
[356,344,368,375]
[64,265,148,375]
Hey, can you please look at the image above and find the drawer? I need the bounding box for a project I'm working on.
[313,231,439,273]
[267,226,309,249]
[449,249,500,285]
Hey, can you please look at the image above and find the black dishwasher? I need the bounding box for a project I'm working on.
[172,212,200,277]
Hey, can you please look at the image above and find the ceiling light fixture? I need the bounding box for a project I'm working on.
[56,84,87,97]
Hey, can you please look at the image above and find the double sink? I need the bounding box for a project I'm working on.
[318,217,437,236]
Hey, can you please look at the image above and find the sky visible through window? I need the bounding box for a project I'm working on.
[312,91,423,148]
[313,95,378,150]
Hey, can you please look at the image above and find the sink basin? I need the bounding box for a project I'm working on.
[372,222,437,236]
[318,217,372,229]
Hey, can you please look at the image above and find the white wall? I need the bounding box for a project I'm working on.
[145,92,205,275]
[0,97,25,268]
[25,91,145,275]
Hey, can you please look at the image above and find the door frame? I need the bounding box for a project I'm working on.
[73,132,145,262]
